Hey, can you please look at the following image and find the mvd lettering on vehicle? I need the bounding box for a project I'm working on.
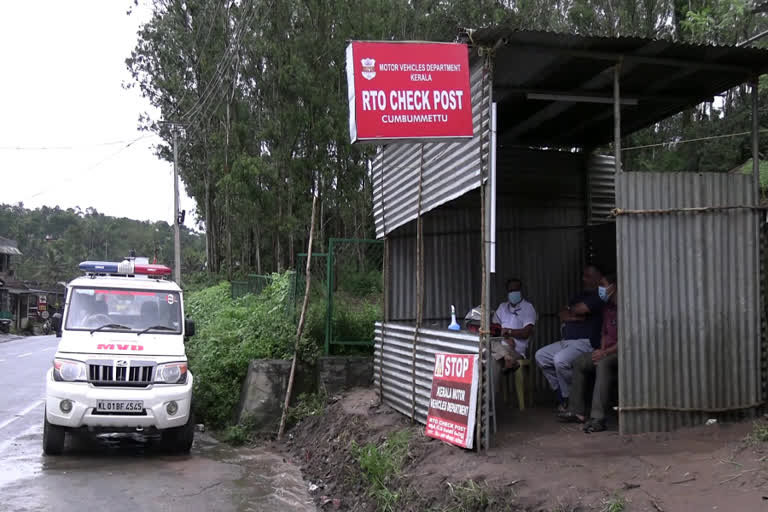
[96,344,144,351]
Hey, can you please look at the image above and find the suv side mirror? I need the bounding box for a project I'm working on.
[184,318,195,338]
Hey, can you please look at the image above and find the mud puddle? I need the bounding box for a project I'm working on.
[0,424,314,512]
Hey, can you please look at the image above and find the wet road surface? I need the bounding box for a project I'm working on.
[0,335,314,512]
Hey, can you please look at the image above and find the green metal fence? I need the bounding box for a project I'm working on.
[296,238,384,355]
[231,274,276,299]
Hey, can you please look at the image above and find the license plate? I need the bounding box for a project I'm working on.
[96,400,144,413]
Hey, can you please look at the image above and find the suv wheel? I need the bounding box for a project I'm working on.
[161,414,195,454]
[43,410,66,455]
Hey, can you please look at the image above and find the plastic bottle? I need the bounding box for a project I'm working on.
[448,305,461,331]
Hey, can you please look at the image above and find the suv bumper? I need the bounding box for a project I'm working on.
[45,369,193,430]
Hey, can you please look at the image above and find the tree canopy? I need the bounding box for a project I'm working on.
[0,203,205,287]
[126,0,768,278]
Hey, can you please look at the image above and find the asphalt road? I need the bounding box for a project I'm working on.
[0,335,313,512]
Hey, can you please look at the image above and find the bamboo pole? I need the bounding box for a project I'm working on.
[411,143,425,422]
[277,180,319,440]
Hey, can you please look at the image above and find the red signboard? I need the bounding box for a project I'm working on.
[346,41,473,143]
[425,353,479,449]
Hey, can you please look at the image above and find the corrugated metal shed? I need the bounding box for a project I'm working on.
[373,29,766,438]
[616,172,761,433]
[0,236,22,256]
[462,29,768,147]
[372,60,491,239]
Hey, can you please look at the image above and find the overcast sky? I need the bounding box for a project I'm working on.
[0,1,197,228]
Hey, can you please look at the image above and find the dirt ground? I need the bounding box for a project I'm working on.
[279,388,768,511]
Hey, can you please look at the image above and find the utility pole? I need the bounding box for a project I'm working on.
[173,128,182,286]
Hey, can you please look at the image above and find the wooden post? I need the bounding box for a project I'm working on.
[753,75,760,202]
[614,60,622,174]
[277,179,319,440]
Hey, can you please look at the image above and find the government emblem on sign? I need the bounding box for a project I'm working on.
[361,58,376,80]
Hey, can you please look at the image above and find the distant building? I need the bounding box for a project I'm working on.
[0,236,63,332]
[0,236,22,318]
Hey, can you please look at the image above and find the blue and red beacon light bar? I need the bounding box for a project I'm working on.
[78,260,172,277]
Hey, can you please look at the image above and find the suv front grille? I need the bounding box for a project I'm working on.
[88,361,154,387]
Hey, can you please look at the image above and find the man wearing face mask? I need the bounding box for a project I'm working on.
[535,264,605,412]
[558,274,618,432]
[491,278,536,385]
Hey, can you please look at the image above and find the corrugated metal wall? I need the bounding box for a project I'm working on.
[387,195,481,323]
[373,322,490,448]
[372,60,491,239]
[386,148,592,394]
[616,172,761,433]
[588,154,616,225]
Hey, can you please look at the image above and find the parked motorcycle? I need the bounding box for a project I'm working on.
[0,318,11,334]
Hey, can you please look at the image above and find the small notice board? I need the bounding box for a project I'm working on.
[425,353,479,449]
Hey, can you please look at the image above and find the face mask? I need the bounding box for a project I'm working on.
[598,286,612,302]
[508,291,522,305]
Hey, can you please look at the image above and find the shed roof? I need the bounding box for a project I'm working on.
[0,236,21,256]
[464,29,768,148]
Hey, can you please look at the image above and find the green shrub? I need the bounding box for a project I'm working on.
[302,295,380,355]
[223,424,248,446]
[333,298,380,344]
[182,271,228,293]
[305,299,328,349]
[184,274,320,428]
[339,269,382,297]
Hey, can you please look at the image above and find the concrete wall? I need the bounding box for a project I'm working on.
[237,356,372,431]
[317,356,372,394]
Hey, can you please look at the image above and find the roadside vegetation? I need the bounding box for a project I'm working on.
[184,268,378,433]
[184,274,319,429]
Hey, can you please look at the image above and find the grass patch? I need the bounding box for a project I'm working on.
[750,421,768,444]
[444,480,510,511]
[286,391,327,426]
[601,493,627,512]
[352,429,412,511]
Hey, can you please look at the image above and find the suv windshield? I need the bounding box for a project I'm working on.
[65,287,182,334]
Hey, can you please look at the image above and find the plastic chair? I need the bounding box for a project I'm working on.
[501,359,534,411]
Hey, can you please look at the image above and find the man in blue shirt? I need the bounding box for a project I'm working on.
[534,265,605,411]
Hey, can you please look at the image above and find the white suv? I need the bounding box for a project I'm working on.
[44,260,195,455]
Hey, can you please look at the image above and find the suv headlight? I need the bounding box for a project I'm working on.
[155,362,188,384]
[53,358,87,382]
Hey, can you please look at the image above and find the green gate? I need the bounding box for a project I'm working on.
[296,238,383,355]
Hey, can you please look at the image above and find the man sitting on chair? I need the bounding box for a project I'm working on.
[535,264,605,412]
[491,278,536,387]
[558,273,618,432]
